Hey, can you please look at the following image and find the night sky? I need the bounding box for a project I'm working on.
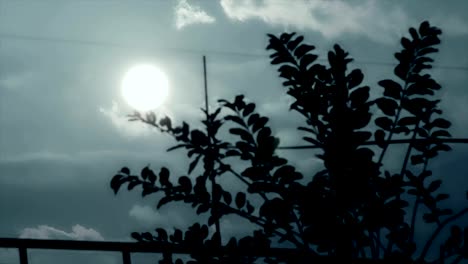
[0,0,467,263]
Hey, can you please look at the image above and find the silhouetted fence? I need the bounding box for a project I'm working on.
[0,238,388,264]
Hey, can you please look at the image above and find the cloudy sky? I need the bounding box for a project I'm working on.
[0,0,467,263]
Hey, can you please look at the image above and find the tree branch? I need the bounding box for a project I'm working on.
[220,204,312,254]
[419,207,468,261]
[410,160,429,242]
[218,159,270,202]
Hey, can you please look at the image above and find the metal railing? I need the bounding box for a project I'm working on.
[0,238,305,264]
[0,237,386,264]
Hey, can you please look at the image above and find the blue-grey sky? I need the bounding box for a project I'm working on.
[0,0,467,263]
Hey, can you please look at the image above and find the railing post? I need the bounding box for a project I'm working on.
[122,250,131,264]
[19,247,28,264]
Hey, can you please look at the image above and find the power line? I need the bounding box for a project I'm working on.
[278,138,468,150]
[0,32,268,58]
[1,32,468,71]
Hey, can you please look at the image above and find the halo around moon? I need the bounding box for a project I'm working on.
[121,64,169,111]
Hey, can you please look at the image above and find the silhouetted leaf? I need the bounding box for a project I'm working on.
[379,80,402,99]
[127,181,140,191]
[210,107,222,119]
[212,183,223,202]
[294,44,315,58]
[303,136,321,146]
[247,113,259,127]
[191,130,208,146]
[374,129,386,148]
[230,128,253,142]
[271,54,294,65]
[140,166,150,180]
[407,83,434,96]
[376,98,398,116]
[418,47,438,56]
[273,165,295,183]
[156,228,168,242]
[253,117,269,133]
[279,64,299,80]
[159,116,172,129]
[197,203,210,214]
[349,86,370,107]
[178,176,192,194]
[141,232,153,241]
[159,167,170,186]
[243,103,256,116]
[157,196,172,209]
[172,229,182,243]
[188,154,202,174]
[272,157,288,167]
[131,232,142,242]
[394,63,409,81]
[375,117,393,130]
[435,193,449,201]
[430,143,452,153]
[142,183,158,197]
[428,180,442,192]
[419,21,430,34]
[223,191,232,205]
[431,118,451,129]
[409,27,419,40]
[398,117,418,127]
[401,37,413,49]
[147,170,157,184]
[287,35,303,50]
[394,126,410,135]
[300,54,318,70]
[280,32,296,42]
[145,112,156,124]
[233,95,246,110]
[411,154,425,165]
[417,128,429,137]
[120,167,130,175]
[224,115,245,127]
[110,175,124,194]
[431,130,451,138]
[347,69,364,88]
[404,97,438,116]
[235,192,246,209]
[298,126,315,134]
[225,149,241,157]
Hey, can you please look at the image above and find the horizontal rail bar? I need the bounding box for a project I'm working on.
[0,238,311,257]
[0,238,180,254]
[0,238,383,263]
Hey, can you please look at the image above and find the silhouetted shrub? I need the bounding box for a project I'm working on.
[110,21,468,263]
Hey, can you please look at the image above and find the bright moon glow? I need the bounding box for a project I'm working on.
[121,64,169,111]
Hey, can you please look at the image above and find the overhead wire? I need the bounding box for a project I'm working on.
[0,32,467,71]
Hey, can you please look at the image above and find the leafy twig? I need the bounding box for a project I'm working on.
[419,207,468,261]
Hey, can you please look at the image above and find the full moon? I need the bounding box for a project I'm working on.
[121,64,169,111]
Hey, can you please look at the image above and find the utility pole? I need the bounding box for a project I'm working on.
[203,56,221,244]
